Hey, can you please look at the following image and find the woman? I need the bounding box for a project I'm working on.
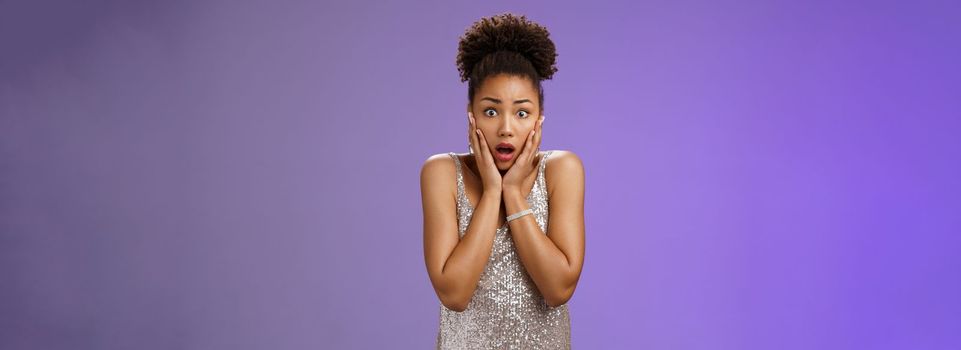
[420,13,586,349]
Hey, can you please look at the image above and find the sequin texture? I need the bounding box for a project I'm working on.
[437,150,571,349]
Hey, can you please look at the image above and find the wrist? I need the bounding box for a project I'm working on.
[480,190,501,201]
[502,189,528,215]
[502,186,522,199]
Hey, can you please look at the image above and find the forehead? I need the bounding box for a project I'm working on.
[475,74,537,100]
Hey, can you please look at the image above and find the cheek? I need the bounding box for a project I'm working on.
[481,125,498,140]
[522,126,535,141]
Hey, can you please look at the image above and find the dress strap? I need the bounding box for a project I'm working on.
[537,150,555,193]
[447,152,466,207]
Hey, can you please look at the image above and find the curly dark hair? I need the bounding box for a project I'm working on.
[456,13,558,111]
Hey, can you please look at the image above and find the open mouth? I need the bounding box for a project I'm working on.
[494,143,515,161]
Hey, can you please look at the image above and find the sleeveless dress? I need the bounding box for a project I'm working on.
[436,150,571,349]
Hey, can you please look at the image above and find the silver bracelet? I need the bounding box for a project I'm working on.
[506,209,533,222]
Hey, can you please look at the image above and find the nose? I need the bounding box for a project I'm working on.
[497,116,514,138]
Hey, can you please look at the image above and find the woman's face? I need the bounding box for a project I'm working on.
[468,74,543,171]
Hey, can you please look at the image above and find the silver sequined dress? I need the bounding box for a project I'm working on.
[437,150,571,349]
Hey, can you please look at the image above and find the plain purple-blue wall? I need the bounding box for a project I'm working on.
[2,0,959,349]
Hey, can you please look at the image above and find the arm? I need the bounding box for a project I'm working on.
[503,151,585,307]
[421,154,502,312]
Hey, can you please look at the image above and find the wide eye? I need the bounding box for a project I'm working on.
[484,108,497,117]
[518,110,530,118]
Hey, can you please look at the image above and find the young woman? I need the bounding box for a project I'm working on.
[420,13,586,349]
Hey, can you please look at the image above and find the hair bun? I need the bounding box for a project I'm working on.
[456,13,558,82]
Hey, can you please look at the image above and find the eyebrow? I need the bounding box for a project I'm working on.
[480,97,533,105]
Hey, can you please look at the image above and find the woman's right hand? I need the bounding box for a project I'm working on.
[468,112,502,193]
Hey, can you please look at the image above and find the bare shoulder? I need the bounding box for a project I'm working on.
[545,150,585,193]
[545,150,584,175]
[421,152,455,173]
[420,153,457,186]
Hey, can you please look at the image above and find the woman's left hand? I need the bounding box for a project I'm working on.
[502,115,544,195]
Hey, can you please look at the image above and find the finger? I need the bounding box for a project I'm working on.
[470,115,481,156]
[471,115,477,144]
[523,128,535,163]
[476,128,488,154]
[535,117,544,153]
[477,129,495,163]
[531,125,539,163]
